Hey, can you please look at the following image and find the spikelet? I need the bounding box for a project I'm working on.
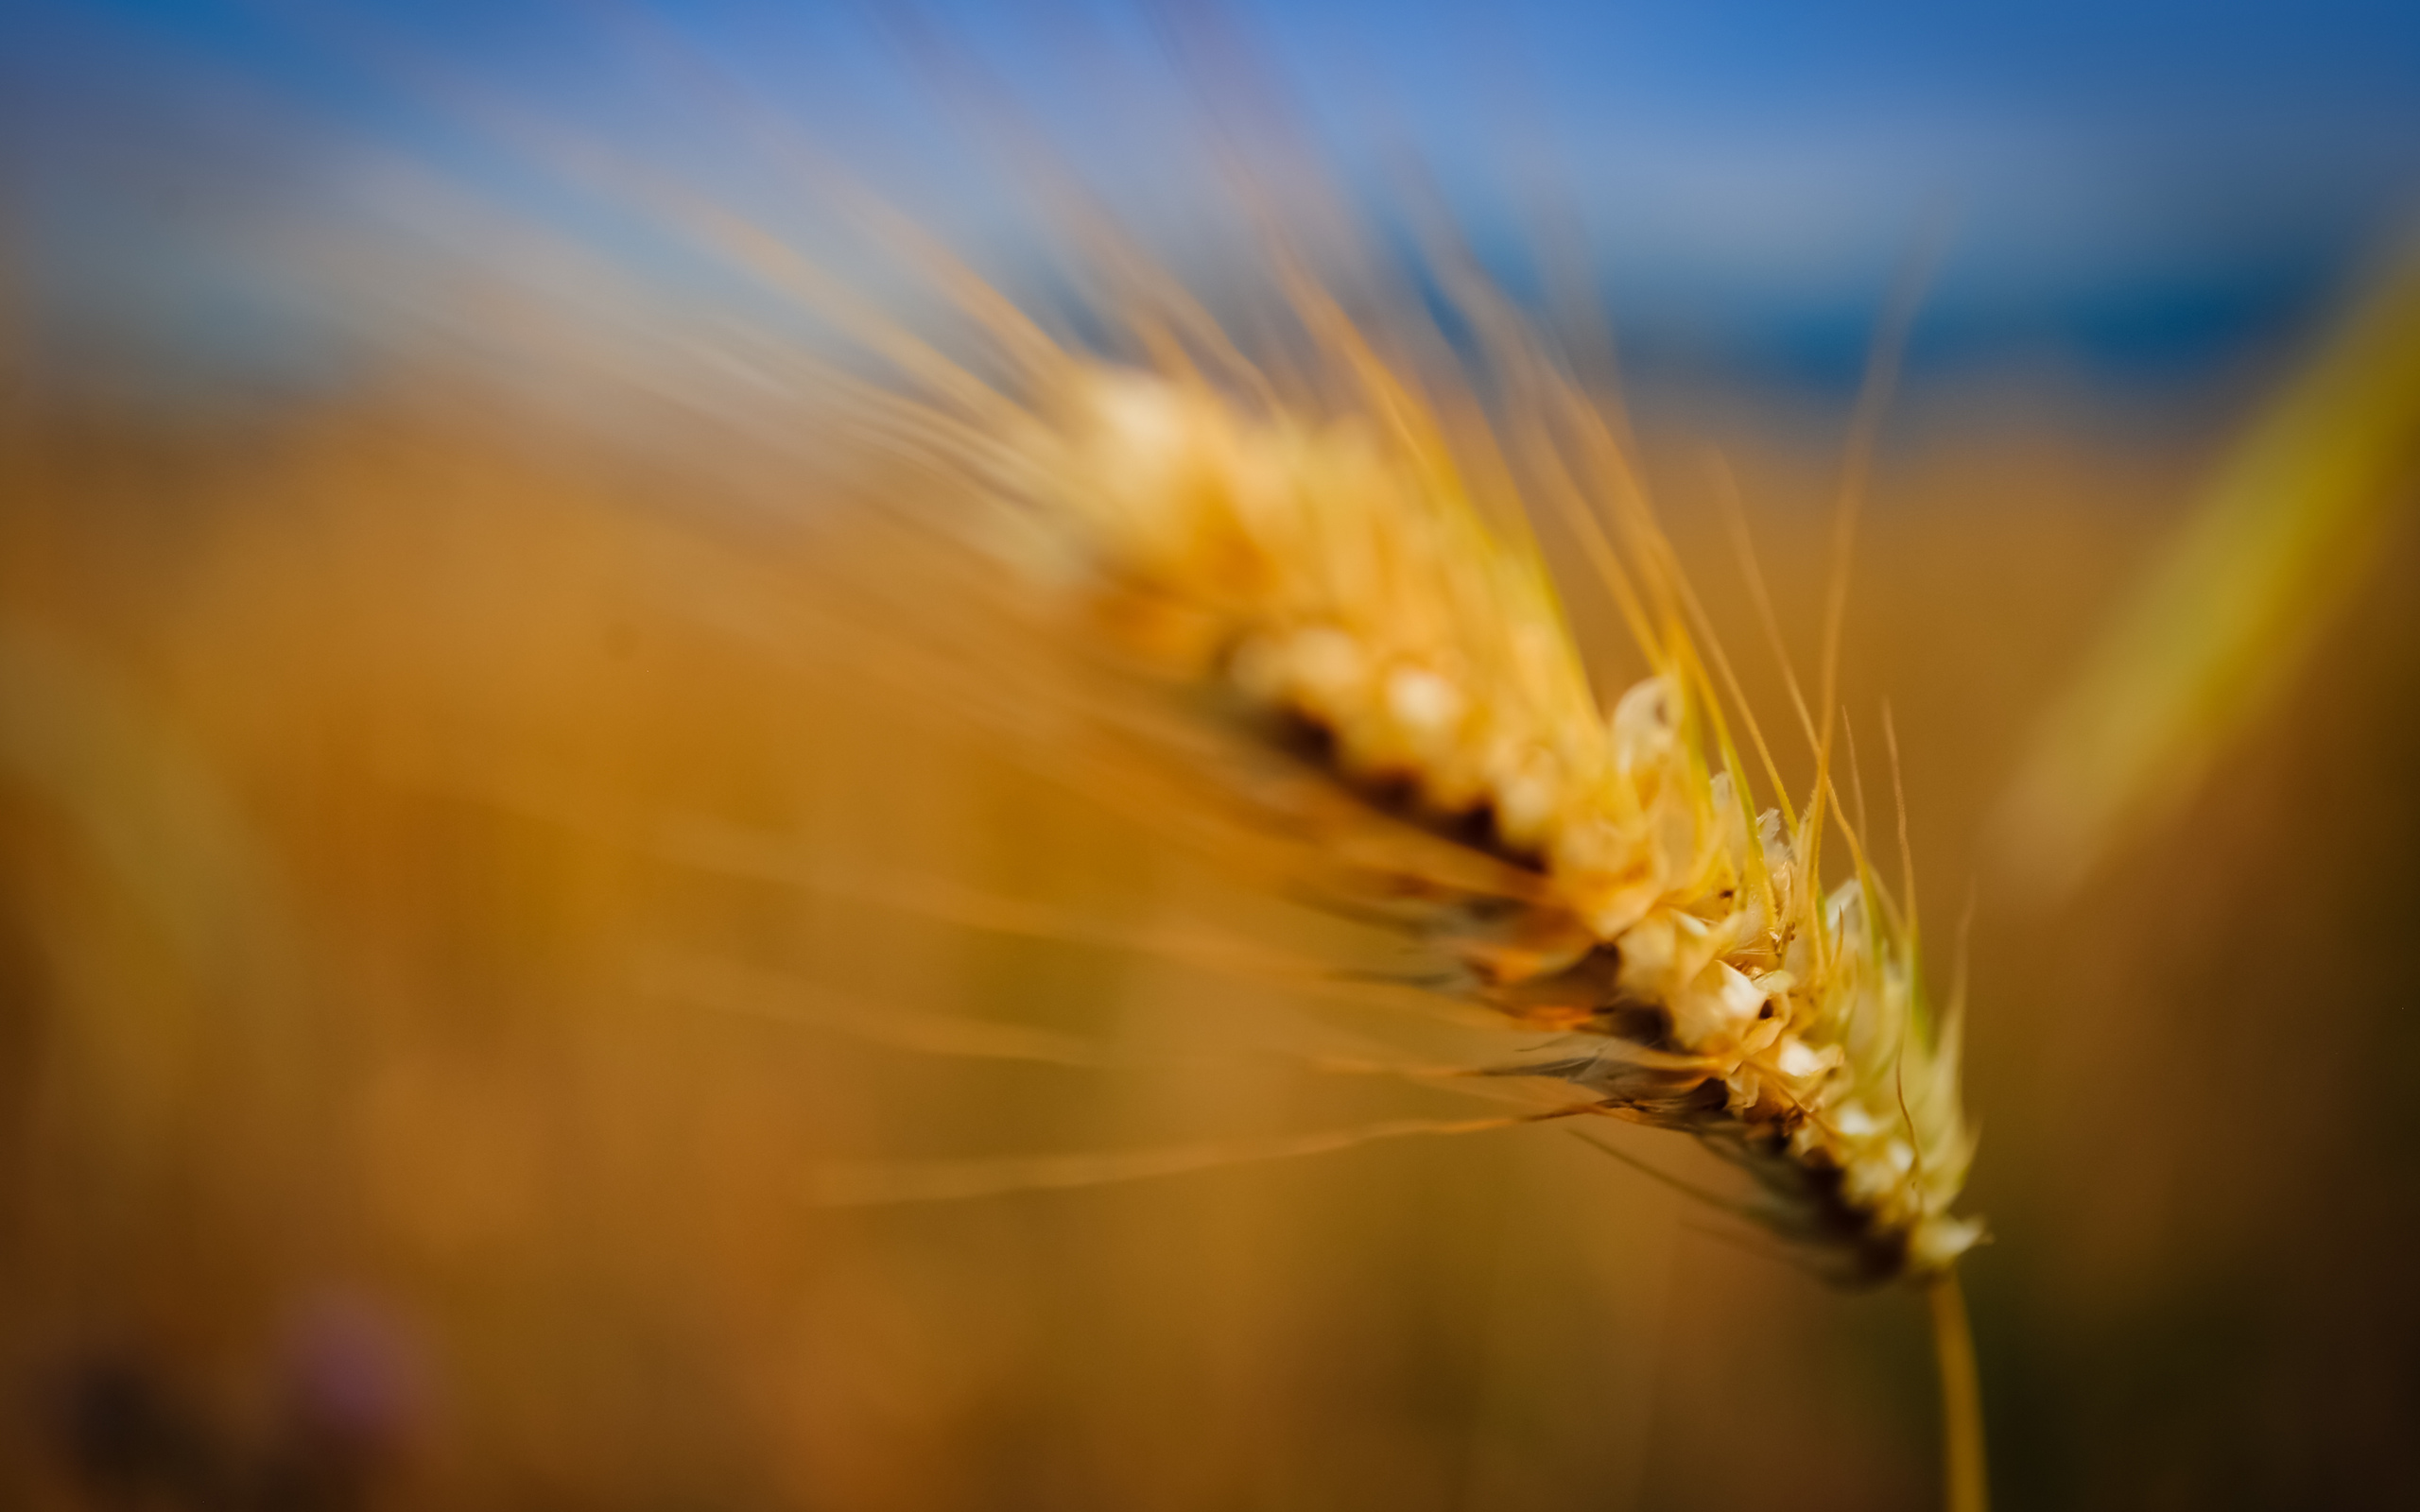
[934,350,1981,1285]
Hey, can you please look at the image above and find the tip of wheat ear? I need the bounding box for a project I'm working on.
[976,363,1977,1283]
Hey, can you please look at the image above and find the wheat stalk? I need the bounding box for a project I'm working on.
[795,249,1992,1494]
[1999,251,2420,896]
[471,83,1990,1477]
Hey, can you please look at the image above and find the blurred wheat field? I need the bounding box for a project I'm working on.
[7,343,2414,1509]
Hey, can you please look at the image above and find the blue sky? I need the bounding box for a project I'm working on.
[8,0,2418,397]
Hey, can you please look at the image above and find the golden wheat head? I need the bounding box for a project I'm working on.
[942,352,1982,1285]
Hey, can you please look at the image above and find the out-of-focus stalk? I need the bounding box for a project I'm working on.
[1998,253,2420,895]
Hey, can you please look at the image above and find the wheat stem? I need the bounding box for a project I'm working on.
[1927,1265,1988,1512]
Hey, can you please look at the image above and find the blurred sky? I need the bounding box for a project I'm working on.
[6,0,2419,398]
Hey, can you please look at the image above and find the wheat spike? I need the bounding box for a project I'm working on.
[862,305,1982,1283]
